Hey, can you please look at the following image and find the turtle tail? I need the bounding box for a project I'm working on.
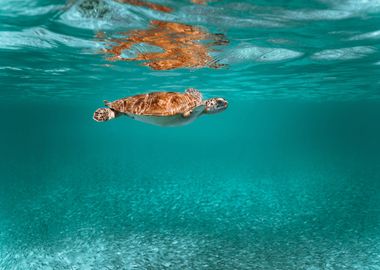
[93,108,117,122]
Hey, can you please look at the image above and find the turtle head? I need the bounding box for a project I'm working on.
[204,98,228,114]
[93,108,118,122]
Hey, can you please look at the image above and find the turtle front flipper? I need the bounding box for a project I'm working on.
[182,110,192,118]
[182,104,206,118]
[185,88,203,104]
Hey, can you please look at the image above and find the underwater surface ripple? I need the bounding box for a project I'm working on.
[1,0,380,101]
[1,0,380,269]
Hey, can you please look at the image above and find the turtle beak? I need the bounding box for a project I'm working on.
[216,98,228,111]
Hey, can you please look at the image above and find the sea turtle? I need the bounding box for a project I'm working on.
[93,88,228,126]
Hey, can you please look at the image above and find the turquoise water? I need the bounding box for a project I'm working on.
[1,0,380,269]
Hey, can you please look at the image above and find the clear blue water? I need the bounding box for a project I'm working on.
[1,0,380,269]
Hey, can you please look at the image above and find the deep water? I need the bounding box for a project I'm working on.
[1,0,380,269]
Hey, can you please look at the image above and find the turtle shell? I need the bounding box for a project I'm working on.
[107,91,202,116]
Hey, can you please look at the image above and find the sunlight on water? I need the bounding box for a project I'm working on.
[1,0,380,269]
